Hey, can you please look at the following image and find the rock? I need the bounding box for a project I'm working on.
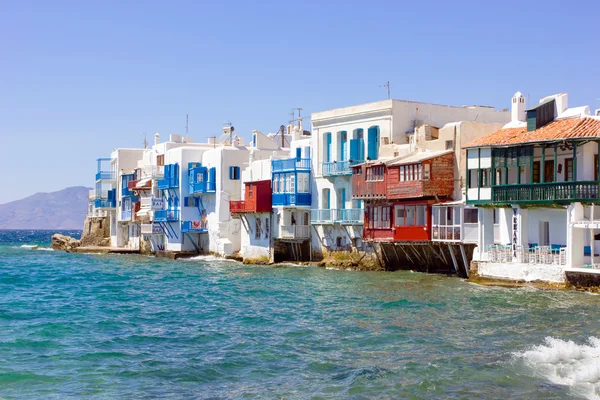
[99,237,111,247]
[51,234,81,251]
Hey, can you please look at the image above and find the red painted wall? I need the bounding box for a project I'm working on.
[386,153,455,200]
[352,165,387,199]
[245,180,272,212]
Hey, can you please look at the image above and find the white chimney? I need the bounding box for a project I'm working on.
[511,91,526,123]
[554,93,568,116]
[154,133,160,145]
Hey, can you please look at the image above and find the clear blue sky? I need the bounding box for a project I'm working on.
[1,0,598,203]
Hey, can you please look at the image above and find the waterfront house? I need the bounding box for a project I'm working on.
[310,99,510,261]
[464,92,600,282]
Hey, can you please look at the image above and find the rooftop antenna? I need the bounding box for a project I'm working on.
[185,114,189,137]
[380,81,391,99]
[292,108,303,127]
[280,125,285,148]
[143,132,148,149]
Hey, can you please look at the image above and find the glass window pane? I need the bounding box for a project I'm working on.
[416,206,426,226]
[395,205,405,226]
[406,206,415,226]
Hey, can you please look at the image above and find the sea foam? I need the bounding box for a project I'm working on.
[516,337,600,399]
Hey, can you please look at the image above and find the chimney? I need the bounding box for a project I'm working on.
[511,91,526,123]
[554,93,568,116]
[154,133,160,145]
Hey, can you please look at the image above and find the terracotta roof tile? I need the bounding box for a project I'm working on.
[463,117,600,148]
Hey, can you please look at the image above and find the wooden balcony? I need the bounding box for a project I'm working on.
[492,181,600,205]
[230,200,246,213]
[279,225,310,240]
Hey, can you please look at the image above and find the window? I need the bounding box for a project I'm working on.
[480,169,491,188]
[423,164,430,180]
[416,205,426,226]
[229,166,240,180]
[399,166,405,182]
[184,196,199,207]
[445,140,454,150]
[533,161,540,183]
[264,218,269,239]
[248,184,253,198]
[157,154,164,166]
[405,206,415,226]
[469,170,479,188]
[464,208,478,224]
[353,167,362,175]
[366,166,384,181]
[565,158,574,182]
[596,155,599,181]
[255,218,262,239]
[395,205,405,226]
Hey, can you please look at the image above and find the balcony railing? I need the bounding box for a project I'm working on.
[230,200,246,213]
[95,171,115,181]
[158,177,179,190]
[94,199,116,209]
[140,196,164,210]
[279,225,310,239]
[142,165,164,179]
[141,223,163,235]
[89,189,109,200]
[492,181,600,204]
[190,181,216,195]
[272,193,311,207]
[122,186,135,197]
[154,209,180,222]
[322,160,362,176]
[310,209,364,224]
[272,158,311,172]
[121,210,132,221]
[181,220,208,233]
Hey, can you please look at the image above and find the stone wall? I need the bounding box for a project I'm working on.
[80,216,111,247]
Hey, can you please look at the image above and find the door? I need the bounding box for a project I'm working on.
[367,126,379,160]
[325,132,332,162]
[544,160,554,183]
[340,131,347,161]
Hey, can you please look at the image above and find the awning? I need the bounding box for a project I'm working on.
[136,178,152,188]
[136,208,150,217]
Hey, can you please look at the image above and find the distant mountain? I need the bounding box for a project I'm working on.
[0,186,91,230]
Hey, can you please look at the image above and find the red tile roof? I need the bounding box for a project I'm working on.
[463,117,600,148]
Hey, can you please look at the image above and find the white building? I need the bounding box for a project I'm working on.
[464,92,600,282]
[310,99,511,257]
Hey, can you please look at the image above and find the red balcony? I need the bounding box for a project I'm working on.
[352,164,387,199]
[230,200,246,213]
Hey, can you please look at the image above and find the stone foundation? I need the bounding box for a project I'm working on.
[80,216,110,247]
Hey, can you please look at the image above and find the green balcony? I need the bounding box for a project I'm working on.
[492,181,600,205]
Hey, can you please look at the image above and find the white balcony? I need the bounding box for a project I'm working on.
[140,196,164,210]
[89,189,109,200]
[142,165,164,179]
[279,225,310,240]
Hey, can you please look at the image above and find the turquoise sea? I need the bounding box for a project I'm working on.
[1,230,599,399]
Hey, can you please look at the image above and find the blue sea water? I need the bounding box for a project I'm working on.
[1,230,600,399]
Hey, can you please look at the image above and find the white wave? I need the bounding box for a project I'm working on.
[19,244,38,249]
[35,247,54,251]
[516,336,600,399]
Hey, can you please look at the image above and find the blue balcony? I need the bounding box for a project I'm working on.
[121,210,132,221]
[322,160,362,177]
[189,163,216,194]
[96,171,115,181]
[272,158,311,172]
[181,220,208,233]
[121,174,135,196]
[190,181,216,195]
[154,209,180,222]
[310,208,363,224]
[94,199,116,209]
[272,193,311,207]
[158,177,179,190]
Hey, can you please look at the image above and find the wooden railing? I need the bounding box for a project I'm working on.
[493,181,600,204]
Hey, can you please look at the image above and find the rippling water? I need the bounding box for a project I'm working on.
[1,230,600,399]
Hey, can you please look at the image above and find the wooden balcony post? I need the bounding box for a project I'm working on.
[573,142,578,198]
[553,144,558,182]
[541,145,545,184]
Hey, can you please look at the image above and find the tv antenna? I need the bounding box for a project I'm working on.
[143,132,148,149]
[185,114,189,137]
[380,81,391,99]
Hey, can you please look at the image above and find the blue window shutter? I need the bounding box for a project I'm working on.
[349,139,359,161]
[325,133,332,162]
[296,147,301,159]
[367,127,379,160]
[358,137,365,161]
[340,131,347,161]
[340,188,346,209]
[210,167,216,182]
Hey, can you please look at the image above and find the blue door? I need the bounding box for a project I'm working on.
[349,139,359,162]
[339,188,346,209]
[296,147,302,159]
[340,131,347,161]
[367,126,379,160]
[325,132,332,162]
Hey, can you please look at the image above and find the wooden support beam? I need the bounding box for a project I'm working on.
[541,145,545,183]
[459,244,470,278]
[447,244,459,274]
[553,143,558,183]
